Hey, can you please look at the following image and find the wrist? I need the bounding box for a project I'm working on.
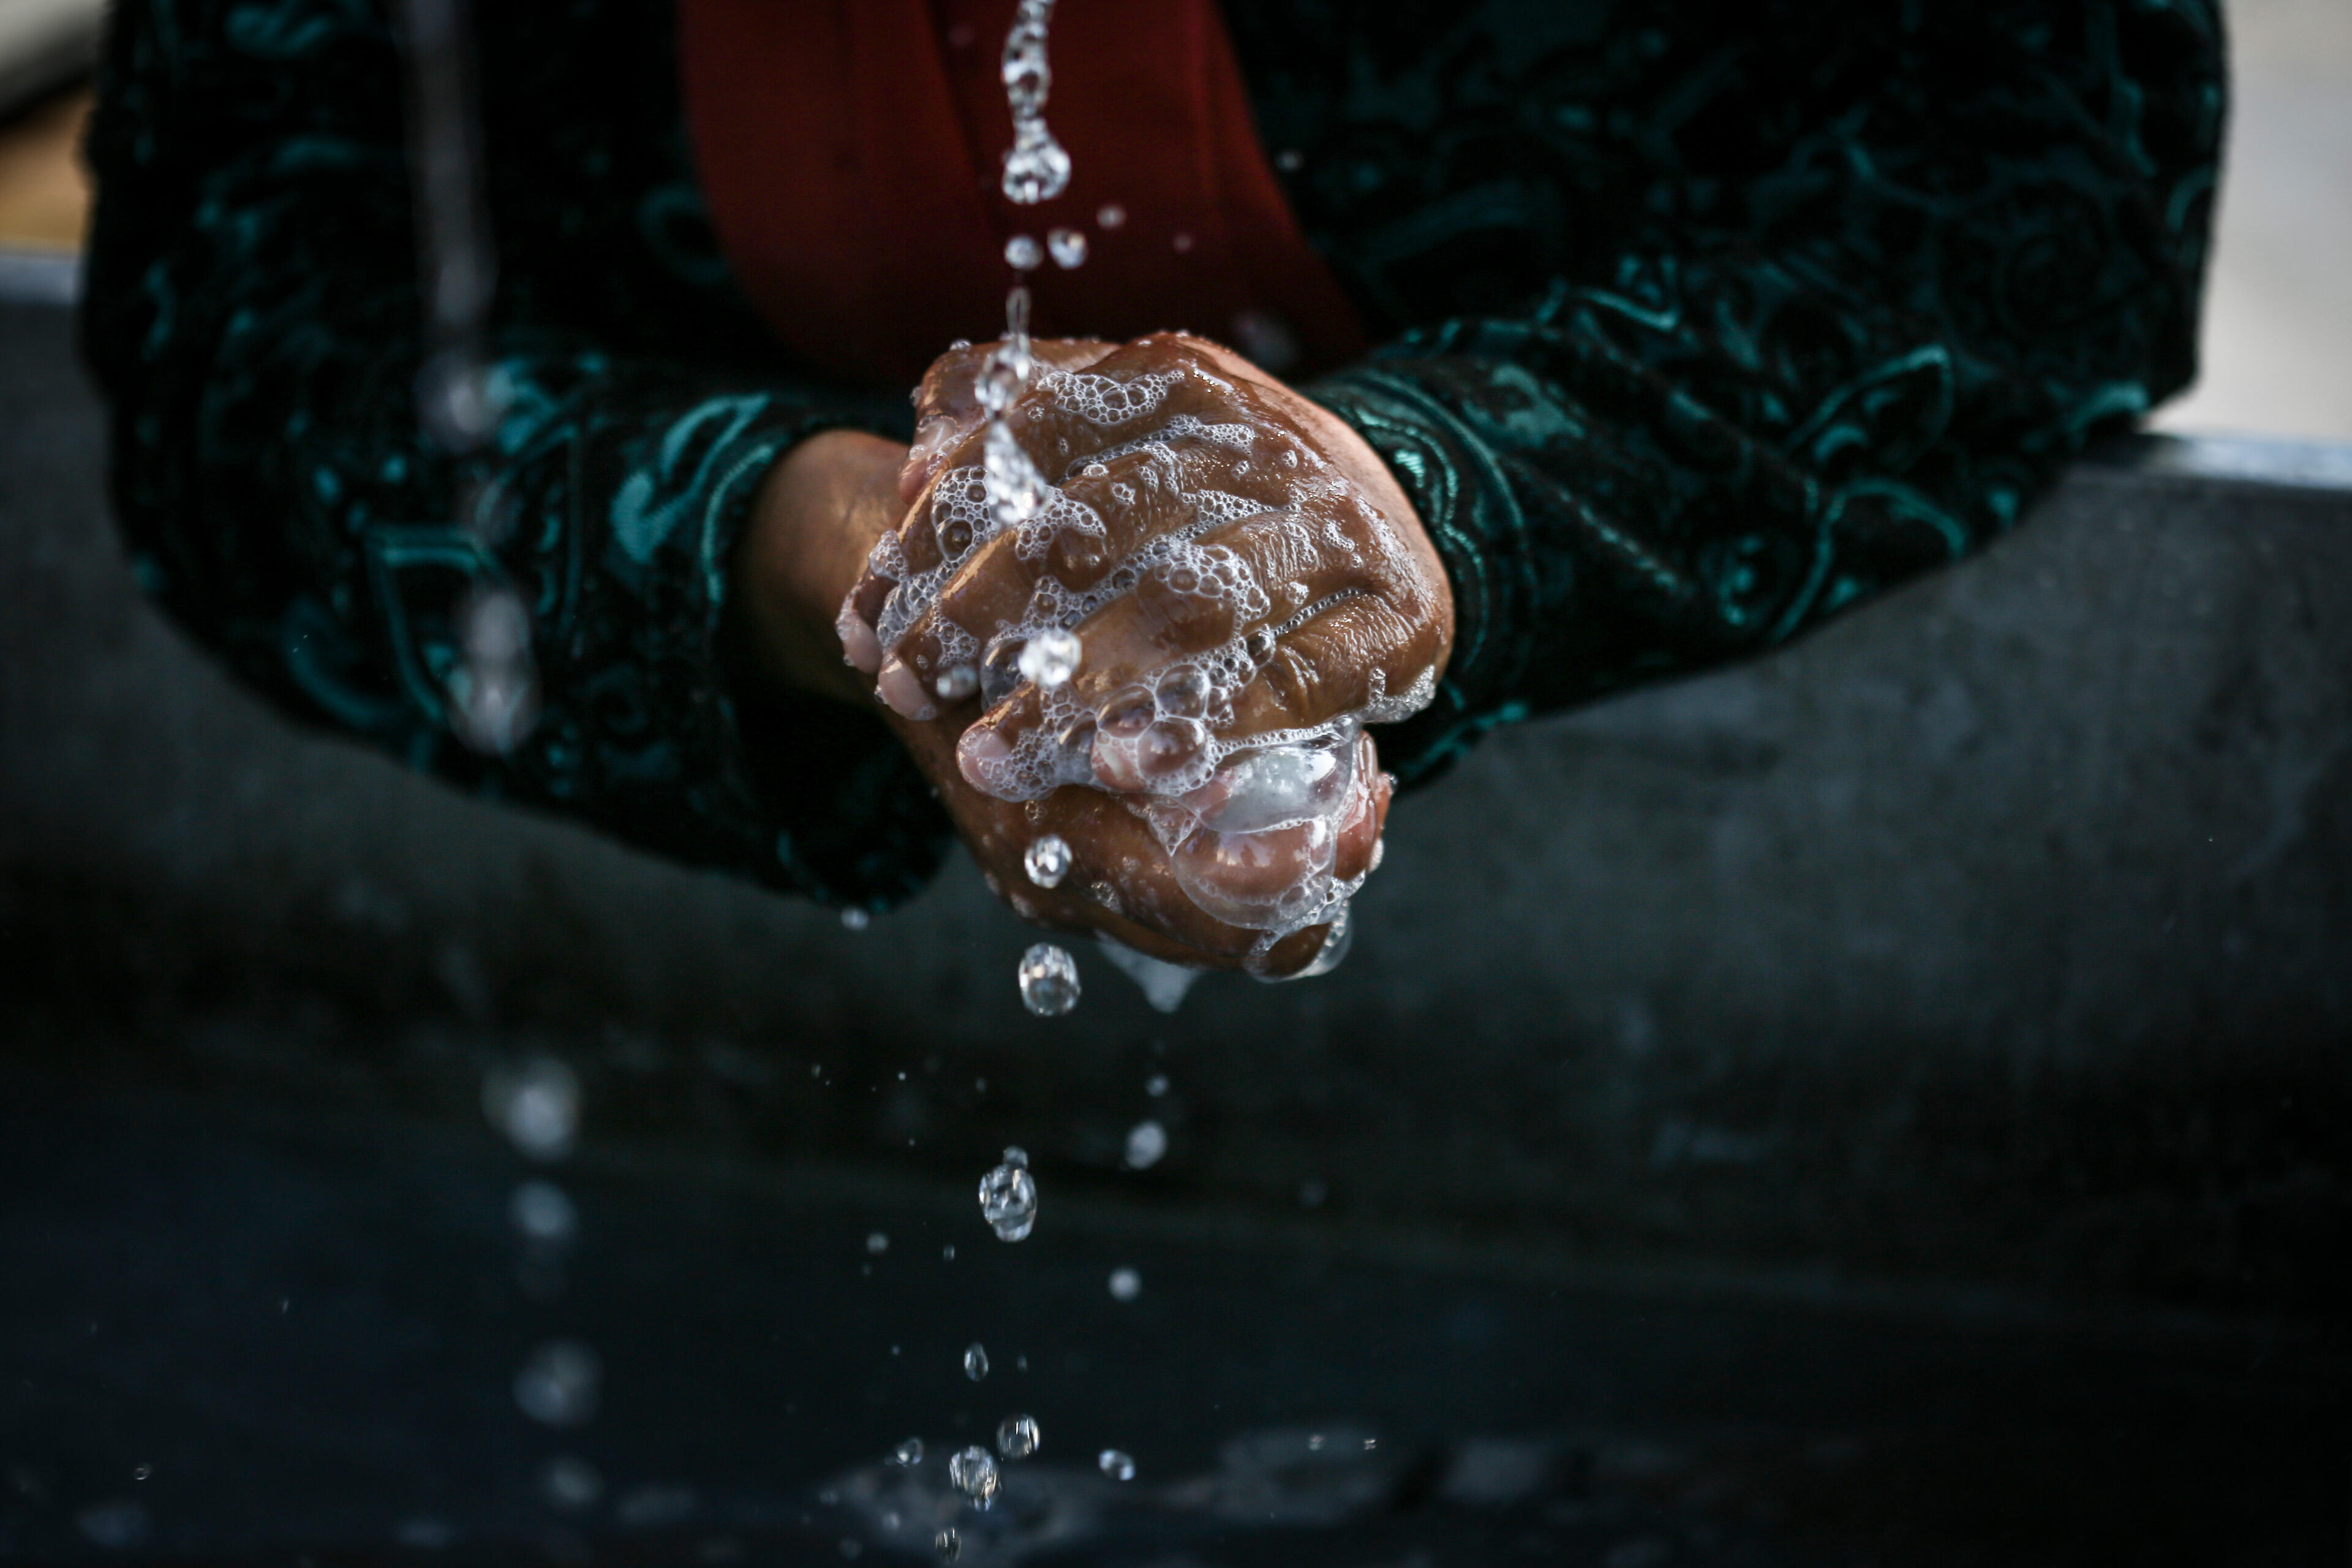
[728,428,907,706]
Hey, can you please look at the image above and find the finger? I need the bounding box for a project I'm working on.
[1224,594,1442,737]
[886,441,1296,698]
[960,505,1384,788]
[974,333,1299,487]
[902,337,1118,503]
[858,334,1308,685]
[970,784,1283,967]
[1331,734,1391,884]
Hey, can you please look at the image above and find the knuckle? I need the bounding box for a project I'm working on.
[1257,639,1325,718]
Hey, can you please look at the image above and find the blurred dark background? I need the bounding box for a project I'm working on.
[1,2,2348,1562]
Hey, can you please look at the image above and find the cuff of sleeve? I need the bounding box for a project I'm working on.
[489,366,950,909]
[1303,361,1539,786]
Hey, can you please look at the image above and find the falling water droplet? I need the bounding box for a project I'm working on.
[1123,1120,1166,1170]
[948,1446,1000,1509]
[936,663,979,702]
[984,418,1047,527]
[892,1437,925,1468]
[513,1340,601,1427]
[996,1413,1041,1460]
[1016,944,1080,1019]
[1001,123,1072,205]
[866,1232,890,1255]
[1047,227,1088,268]
[1016,628,1082,688]
[1023,834,1071,889]
[1096,203,1126,229]
[934,1527,961,1561]
[1145,1074,1169,1098]
[1098,1449,1136,1481]
[1107,1267,1142,1301]
[541,1455,603,1511]
[483,1057,580,1161]
[978,1153,1039,1240]
[1004,233,1042,271]
[508,1180,578,1244]
[840,907,871,931]
[964,1342,990,1381]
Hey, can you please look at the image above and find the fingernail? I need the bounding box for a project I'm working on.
[957,725,1011,790]
[878,657,935,721]
[837,605,882,674]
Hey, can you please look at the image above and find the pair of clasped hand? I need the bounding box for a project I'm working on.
[734,333,1452,976]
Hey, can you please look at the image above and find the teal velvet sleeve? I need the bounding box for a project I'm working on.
[1246,0,2224,782]
[79,0,951,905]
[81,0,2223,905]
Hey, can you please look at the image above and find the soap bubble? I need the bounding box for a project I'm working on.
[964,1341,990,1381]
[1123,1120,1166,1170]
[1017,943,1080,1018]
[1047,227,1088,268]
[996,1413,1040,1460]
[483,1057,580,1161]
[979,1153,1039,1240]
[935,1527,961,1560]
[1098,1449,1136,1481]
[514,1340,600,1427]
[1023,834,1071,889]
[508,1180,577,1245]
[1108,1266,1141,1301]
[892,1437,925,1467]
[1004,233,1042,271]
[1017,627,1081,688]
[948,1446,1000,1509]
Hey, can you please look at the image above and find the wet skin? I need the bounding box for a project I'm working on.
[735,333,1453,974]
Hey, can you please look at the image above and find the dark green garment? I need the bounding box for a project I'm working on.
[81,0,2222,908]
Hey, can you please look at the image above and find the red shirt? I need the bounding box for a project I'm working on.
[677,0,1364,388]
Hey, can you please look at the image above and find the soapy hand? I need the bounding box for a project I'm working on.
[835,332,1453,974]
